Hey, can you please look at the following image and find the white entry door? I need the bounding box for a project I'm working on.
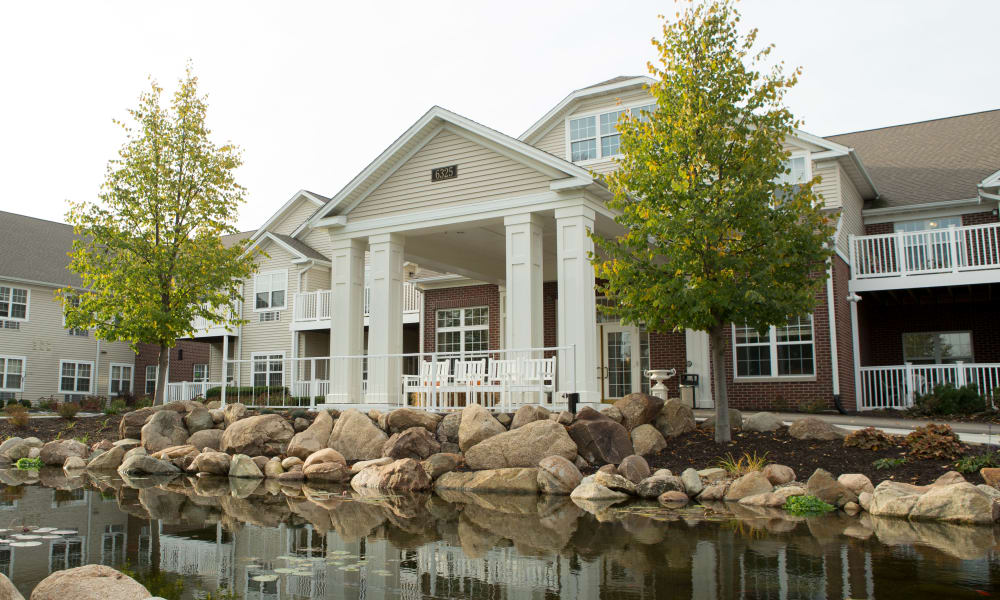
[601,324,643,401]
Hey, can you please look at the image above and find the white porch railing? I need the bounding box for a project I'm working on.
[293,282,421,323]
[858,362,1000,410]
[190,300,241,336]
[166,381,225,402]
[219,346,574,410]
[850,223,1000,280]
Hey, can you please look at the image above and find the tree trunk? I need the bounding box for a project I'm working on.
[708,324,731,443]
[154,344,169,405]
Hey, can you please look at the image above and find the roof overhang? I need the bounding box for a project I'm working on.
[806,131,880,201]
[979,169,1000,201]
[250,189,328,242]
[309,105,597,228]
[244,231,331,266]
[519,76,656,143]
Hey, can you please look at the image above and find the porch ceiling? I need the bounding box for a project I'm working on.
[863,281,1000,306]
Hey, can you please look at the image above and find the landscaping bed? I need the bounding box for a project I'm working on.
[862,408,1000,425]
[643,426,958,485]
[0,415,122,445]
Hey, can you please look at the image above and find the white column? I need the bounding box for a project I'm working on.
[504,213,544,352]
[555,206,598,403]
[328,237,366,403]
[368,233,405,405]
[850,292,863,410]
[685,330,713,408]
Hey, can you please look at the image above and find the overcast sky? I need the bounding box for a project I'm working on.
[2,0,997,231]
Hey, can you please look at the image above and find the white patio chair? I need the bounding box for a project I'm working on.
[507,357,556,406]
[485,359,520,409]
[403,361,448,409]
[454,359,487,406]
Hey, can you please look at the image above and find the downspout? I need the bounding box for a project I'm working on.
[93,338,101,396]
[826,215,845,414]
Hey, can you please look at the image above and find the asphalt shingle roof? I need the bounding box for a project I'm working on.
[270,233,327,261]
[825,109,1000,208]
[0,211,82,287]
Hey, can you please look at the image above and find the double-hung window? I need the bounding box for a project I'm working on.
[193,363,209,382]
[0,357,25,392]
[253,353,284,387]
[63,295,88,336]
[254,271,287,310]
[0,286,28,320]
[733,315,815,378]
[903,331,973,364]
[777,156,809,185]
[569,103,657,163]
[145,365,158,396]
[109,364,132,396]
[60,361,93,394]
[436,307,489,357]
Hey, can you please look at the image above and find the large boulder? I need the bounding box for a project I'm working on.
[744,412,785,432]
[0,437,32,461]
[805,468,858,507]
[0,573,22,600]
[838,473,875,496]
[617,455,651,485]
[183,406,215,434]
[636,474,685,499]
[119,407,157,439]
[436,412,461,443]
[382,426,441,460]
[421,453,463,479]
[385,407,441,433]
[724,471,773,501]
[328,409,388,460]
[537,455,582,495]
[570,481,628,502]
[186,428,223,452]
[788,417,848,440]
[286,410,334,459]
[436,468,540,494]
[229,454,264,478]
[614,393,664,431]
[140,410,189,453]
[39,440,88,466]
[189,451,231,475]
[980,467,1000,489]
[510,405,551,429]
[654,399,696,438]
[223,402,247,427]
[465,419,576,470]
[221,414,294,456]
[303,461,352,483]
[350,458,432,492]
[680,468,703,497]
[458,403,506,452]
[303,448,347,470]
[762,464,796,486]
[700,409,743,432]
[909,482,1000,524]
[593,470,638,495]
[30,565,149,600]
[86,445,125,471]
[630,424,666,456]
[117,453,181,476]
[567,417,632,466]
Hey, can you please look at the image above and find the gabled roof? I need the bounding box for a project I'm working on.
[250,189,329,242]
[0,211,81,288]
[248,231,329,264]
[519,76,656,144]
[825,109,1000,208]
[310,106,595,224]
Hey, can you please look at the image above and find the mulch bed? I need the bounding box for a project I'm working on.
[0,415,122,445]
[643,426,961,486]
[861,409,1000,425]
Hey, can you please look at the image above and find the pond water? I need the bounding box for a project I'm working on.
[0,469,997,599]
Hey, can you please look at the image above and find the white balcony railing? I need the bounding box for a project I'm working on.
[294,283,421,323]
[190,301,241,336]
[850,223,1000,280]
[859,362,1000,410]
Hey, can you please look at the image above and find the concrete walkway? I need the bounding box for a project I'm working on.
[692,409,1000,445]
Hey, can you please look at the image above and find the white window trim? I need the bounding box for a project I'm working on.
[62,294,88,335]
[108,363,133,397]
[251,351,286,387]
[779,151,813,185]
[435,307,490,356]
[59,360,94,394]
[0,355,26,392]
[564,101,657,166]
[0,285,29,322]
[145,365,159,396]
[253,269,288,312]
[192,363,209,382]
[902,330,974,364]
[731,317,816,381]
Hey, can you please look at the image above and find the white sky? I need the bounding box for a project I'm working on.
[1,0,997,231]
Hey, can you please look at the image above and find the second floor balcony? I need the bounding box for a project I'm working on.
[188,301,241,338]
[293,282,421,329]
[849,222,1000,291]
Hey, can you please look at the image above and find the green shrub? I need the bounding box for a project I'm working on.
[104,398,127,415]
[203,385,287,399]
[905,423,964,460]
[872,457,906,470]
[783,495,835,515]
[4,404,29,428]
[57,401,80,420]
[15,457,43,470]
[913,383,988,416]
[18,399,30,410]
[289,409,309,420]
[955,449,1000,474]
[844,427,901,451]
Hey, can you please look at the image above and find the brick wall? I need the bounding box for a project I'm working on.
[422,284,501,352]
[864,222,893,236]
[135,340,211,397]
[649,331,687,397]
[962,211,999,226]
[832,255,857,409]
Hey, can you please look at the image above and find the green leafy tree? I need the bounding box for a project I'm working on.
[592,1,835,442]
[60,64,256,404]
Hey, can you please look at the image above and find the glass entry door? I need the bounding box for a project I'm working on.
[601,324,648,401]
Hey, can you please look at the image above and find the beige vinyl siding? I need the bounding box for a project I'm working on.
[813,161,841,209]
[302,227,333,259]
[273,199,321,236]
[234,243,297,387]
[348,128,552,221]
[0,280,134,402]
[569,88,653,116]
[532,121,566,159]
[302,266,331,292]
[837,164,865,258]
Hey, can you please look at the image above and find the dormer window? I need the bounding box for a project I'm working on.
[777,155,809,185]
[568,103,657,163]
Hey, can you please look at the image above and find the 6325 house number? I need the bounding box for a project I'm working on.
[430,165,458,182]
